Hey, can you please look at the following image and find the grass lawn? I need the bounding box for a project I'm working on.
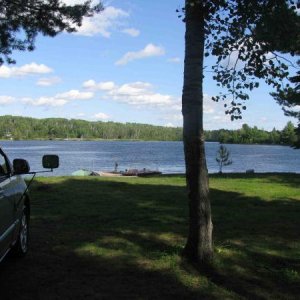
[0,174,299,299]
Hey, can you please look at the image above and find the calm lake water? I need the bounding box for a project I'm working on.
[0,140,299,175]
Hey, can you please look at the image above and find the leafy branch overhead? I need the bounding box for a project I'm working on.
[0,0,103,65]
[178,0,300,120]
[271,62,300,120]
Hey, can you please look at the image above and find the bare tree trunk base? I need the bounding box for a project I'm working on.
[182,233,213,266]
[181,246,213,270]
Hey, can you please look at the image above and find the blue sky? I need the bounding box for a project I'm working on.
[0,0,297,130]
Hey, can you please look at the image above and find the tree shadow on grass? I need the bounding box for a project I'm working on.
[0,177,299,299]
[261,173,300,189]
[203,187,300,299]
[210,172,300,189]
[1,250,203,300]
[189,242,300,300]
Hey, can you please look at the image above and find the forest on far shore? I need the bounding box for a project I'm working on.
[0,115,297,146]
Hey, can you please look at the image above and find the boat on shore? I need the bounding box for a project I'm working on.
[121,168,162,177]
[71,168,161,177]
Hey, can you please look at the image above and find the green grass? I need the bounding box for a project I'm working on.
[1,174,299,299]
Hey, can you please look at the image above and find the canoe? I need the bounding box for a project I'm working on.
[121,169,161,177]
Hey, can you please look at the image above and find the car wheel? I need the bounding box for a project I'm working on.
[11,207,29,257]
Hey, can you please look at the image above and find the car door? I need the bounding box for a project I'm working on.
[0,152,15,259]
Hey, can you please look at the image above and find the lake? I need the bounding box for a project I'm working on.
[0,140,299,175]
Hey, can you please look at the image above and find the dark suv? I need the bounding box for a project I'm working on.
[0,147,58,262]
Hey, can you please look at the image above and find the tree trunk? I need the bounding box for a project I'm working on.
[182,0,213,264]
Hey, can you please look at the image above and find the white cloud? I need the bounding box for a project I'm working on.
[94,112,110,120]
[0,63,53,78]
[205,116,243,130]
[122,28,140,37]
[163,113,183,121]
[74,6,129,37]
[81,79,237,128]
[115,44,165,66]
[22,89,94,107]
[83,80,115,91]
[56,90,94,100]
[167,57,181,63]
[165,122,176,127]
[107,82,174,107]
[202,94,242,129]
[84,79,178,109]
[219,44,274,70]
[36,77,61,86]
[114,82,152,96]
[203,94,220,114]
[220,51,240,69]
[0,96,15,105]
[22,97,68,107]
[170,103,181,111]
[159,94,240,128]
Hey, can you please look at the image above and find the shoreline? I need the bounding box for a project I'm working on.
[33,172,300,178]
[0,138,293,147]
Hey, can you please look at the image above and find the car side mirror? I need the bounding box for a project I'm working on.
[13,159,30,174]
[42,155,59,169]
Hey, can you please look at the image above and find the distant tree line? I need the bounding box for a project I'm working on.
[0,115,297,146]
[0,115,182,141]
[205,122,297,146]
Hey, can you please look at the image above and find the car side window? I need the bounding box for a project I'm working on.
[0,154,8,176]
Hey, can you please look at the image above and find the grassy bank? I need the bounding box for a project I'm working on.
[1,174,299,299]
